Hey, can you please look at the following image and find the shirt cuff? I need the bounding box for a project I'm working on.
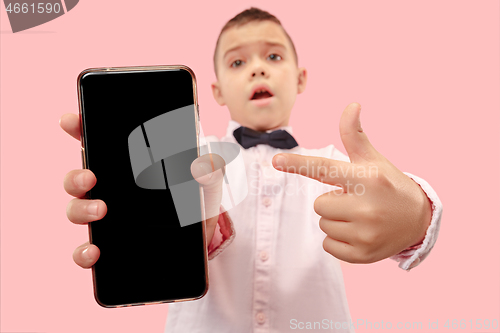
[390,172,443,271]
[207,206,236,260]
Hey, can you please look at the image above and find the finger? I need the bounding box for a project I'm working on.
[59,113,81,141]
[314,191,366,222]
[322,237,367,264]
[272,153,360,187]
[191,153,226,189]
[73,242,100,268]
[339,102,378,164]
[191,154,226,220]
[66,198,107,224]
[64,169,97,198]
[319,217,357,245]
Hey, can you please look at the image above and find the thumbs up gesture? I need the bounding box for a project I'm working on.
[272,103,432,264]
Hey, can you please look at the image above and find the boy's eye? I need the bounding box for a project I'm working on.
[268,54,282,61]
[231,60,244,68]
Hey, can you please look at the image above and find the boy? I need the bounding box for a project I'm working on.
[61,7,442,333]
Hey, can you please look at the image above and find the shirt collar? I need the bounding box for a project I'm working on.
[225,119,294,139]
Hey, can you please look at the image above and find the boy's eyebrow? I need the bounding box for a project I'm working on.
[222,41,287,60]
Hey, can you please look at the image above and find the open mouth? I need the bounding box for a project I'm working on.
[251,89,274,100]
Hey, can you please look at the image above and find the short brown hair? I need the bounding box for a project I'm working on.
[213,7,298,77]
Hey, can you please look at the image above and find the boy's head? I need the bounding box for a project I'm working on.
[211,7,307,132]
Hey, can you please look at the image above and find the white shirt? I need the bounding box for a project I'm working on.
[164,120,442,333]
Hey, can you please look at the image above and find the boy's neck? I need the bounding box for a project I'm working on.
[229,119,292,133]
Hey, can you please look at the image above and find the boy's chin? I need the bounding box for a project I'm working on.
[231,107,288,132]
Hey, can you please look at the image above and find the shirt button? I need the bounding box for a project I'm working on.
[259,251,269,262]
[262,197,272,207]
[256,312,266,324]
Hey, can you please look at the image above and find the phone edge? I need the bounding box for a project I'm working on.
[76,65,209,308]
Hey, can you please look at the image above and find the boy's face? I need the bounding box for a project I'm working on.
[212,21,307,132]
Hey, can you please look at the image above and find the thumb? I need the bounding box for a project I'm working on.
[191,153,226,187]
[339,102,378,164]
[191,154,225,221]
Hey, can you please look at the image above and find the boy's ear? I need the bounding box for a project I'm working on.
[297,67,308,94]
[211,81,226,106]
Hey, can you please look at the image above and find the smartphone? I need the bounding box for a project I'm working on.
[77,65,208,307]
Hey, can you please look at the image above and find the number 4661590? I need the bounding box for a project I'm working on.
[5,3,62,14]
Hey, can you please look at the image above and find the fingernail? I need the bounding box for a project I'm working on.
[274,155,286,168]
[87,202,99,217]
[199,162,213,179]
[75,173,86,188]
[82,247,91,261]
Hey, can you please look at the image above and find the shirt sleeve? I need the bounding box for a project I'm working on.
[207,206,236,260]
[390,172,442,271]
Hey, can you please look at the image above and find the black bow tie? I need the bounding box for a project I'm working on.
[233,126,299,149]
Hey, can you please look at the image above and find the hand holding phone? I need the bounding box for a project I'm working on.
[61,116,224,268]
[62,65,226,306]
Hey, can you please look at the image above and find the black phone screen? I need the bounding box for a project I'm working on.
[78,67,207,307]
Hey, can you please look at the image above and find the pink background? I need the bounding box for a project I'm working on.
[1,1,499,332]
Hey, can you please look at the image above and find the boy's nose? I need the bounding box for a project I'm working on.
[252,69,266,77]
[251,66,269,78]
[250,59,269,78]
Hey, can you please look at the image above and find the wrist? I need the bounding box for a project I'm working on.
[408,188,433,249]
